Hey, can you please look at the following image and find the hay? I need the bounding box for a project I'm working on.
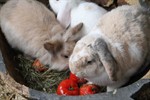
[0,75,27,100]
[15,54,70,93]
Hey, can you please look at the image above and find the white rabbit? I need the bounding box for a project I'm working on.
[49,0,107,36]
[69,5,150,91]
[0,0,83,71]
[49,0,81,28]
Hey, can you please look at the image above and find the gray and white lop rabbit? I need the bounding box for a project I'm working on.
[69,3,150,91]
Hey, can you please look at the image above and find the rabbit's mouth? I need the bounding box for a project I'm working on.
[63,65,69,70]
[76,72,86,78]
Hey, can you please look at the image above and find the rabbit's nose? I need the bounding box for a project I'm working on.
[69,66,79,74]
[69,63,76,71]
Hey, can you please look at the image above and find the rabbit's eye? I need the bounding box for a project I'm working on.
[61,54,69,59]
[64,55,69,58]
[87,60,92,64]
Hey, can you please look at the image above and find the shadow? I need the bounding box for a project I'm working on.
[131,82,150,100]
[122,61,150,87]
[0,27,25,84]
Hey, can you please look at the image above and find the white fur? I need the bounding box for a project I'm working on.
[71,2,107,35]
[113,43,124,53]
[128,43,142,62]
[69,5,150,91]
[49,0,107,35]
[49,0,81,14]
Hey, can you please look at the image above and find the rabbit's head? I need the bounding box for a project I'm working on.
[43,23,83,71]
[69,38,118,85]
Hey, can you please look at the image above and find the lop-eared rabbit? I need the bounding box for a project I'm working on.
[69,4,150,91]
[0,0,83,71]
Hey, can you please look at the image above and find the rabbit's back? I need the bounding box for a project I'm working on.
[99,5,150,44]
[0,0,56,56]
[71,2,107,35]
[97,5,150,72]
[0,0,56,34]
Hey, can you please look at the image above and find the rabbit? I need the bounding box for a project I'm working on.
[69,5,150,92]
[49,0,107,36]
[0,0,83,71]
[49,0,81,28]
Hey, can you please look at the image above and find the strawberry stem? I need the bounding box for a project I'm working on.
[69,86,74,91]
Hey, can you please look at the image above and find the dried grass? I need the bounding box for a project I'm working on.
[15,54,70,93]
[0,75,27,100]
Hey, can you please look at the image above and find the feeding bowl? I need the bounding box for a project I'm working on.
[0,0,149,100]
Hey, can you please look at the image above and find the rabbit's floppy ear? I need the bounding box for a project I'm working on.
[57,2,71,28]
[93,38,118,81]
[44,40,63,55]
